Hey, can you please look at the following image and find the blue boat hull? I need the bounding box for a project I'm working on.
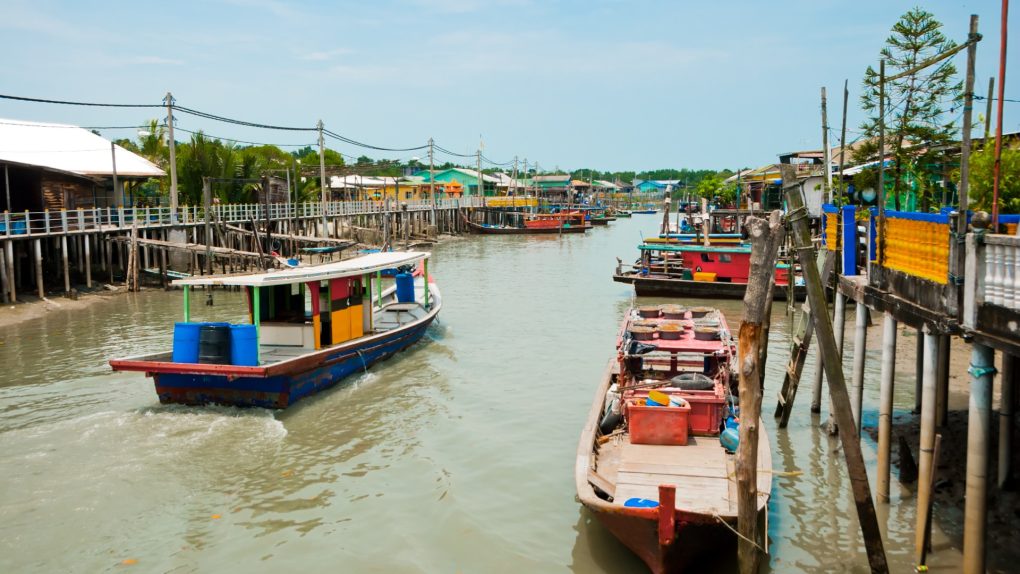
[153,319,435,408]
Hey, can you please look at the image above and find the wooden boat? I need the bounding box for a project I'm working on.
[524,212,588,230]
[631,209,658,215]
[464,218,585,234]
[613,210,633,218]
[576,306,771,573]
[110,251,440,408]
[590,215,617,226]
[613,243,805,300]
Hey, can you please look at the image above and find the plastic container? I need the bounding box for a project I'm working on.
[172,322,202,363]
[395,272,415,303]
[624,498,660,508]
[229,324,259,366]
[627,399,691,445]
[683,391,727,435]
[198,324,231,364]
[720,427,739,452]
[693,271,717,282]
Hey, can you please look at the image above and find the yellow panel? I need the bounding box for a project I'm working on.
[349,304,364,339]
[331,308,351,343]
[312,315,321,350]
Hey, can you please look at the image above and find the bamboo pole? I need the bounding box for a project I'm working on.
[84,234,92,288]
[877,313,897,502]
[4,240,14,302]
[963,343,994,573]
[736,210,784,574]
[34,238,43,299]
[782,166,888,572]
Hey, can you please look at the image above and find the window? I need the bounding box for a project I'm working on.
[405,191,413,199]
[700,253,714,263]
[719,254,732,263]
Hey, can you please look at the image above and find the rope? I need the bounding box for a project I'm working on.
[712,512,767,554]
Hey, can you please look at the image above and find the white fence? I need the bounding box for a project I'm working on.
[0,197,484,237]
[983,234,1020,311]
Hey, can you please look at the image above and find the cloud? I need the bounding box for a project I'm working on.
[301,48,354,62]
[130,56,185,66]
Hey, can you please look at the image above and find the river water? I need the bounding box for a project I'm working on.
[0,216,947,573]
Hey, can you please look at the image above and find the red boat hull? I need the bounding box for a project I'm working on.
[584,505,745,574]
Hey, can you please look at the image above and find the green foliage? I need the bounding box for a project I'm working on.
[967,144,1020,213]
[854,7,961,210]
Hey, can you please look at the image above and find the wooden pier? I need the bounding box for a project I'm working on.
[0,197,481,302]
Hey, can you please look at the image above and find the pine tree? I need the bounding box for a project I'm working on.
[854,8,962,210]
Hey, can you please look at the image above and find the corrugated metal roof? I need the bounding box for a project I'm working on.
[0,118,165,178]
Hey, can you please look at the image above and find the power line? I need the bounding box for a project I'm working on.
[973,95,1020,104]
[0,120,148,130]
[322,128,428,152]
[172,126,316,148]
[0,93,162,108]
[171,105,317,132]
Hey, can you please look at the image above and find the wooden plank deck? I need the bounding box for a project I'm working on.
[599,424,772,519]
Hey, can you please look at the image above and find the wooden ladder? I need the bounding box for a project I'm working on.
[773,249,835,428]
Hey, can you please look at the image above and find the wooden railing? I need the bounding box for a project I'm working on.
[0,197,483,237]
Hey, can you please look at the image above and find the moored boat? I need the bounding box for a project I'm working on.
[576,305,771,573]
[464,218,586,234]
[613,243,804,300]
[110,251,440,408]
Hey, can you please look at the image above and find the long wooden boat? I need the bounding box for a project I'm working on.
[464,218,586,235]
[576,305,771,573]
[613,243,805,300]
[110,251,440,408]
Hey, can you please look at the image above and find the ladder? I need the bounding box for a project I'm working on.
[774,249,835,427]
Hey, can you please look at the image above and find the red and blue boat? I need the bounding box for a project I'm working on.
[110,251,440,408]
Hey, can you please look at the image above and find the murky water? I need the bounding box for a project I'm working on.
[0,217,950,573]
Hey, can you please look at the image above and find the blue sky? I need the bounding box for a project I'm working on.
[0,0,1015,172]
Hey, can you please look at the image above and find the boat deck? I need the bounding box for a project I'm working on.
[596,426,771,518]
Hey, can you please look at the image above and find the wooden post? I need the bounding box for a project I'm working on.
[825,290,848,432]
[915,326,939,562]
[4,239,14,302]
[783,166,888,572]
[34,238,44,299]
[736,210,784,574]
[915,329,924,413]
[0,245,8,304]
[1001,354,1017,488]
[61,234,70,294]
[850,301,869,436]
[936,334,951,426]
[84,234,92,288]
[877,312,897,502]
[963,342,994,573]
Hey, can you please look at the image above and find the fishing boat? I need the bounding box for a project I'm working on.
[631,209,658,215]
[464,218,586,234]
[613,243,804,300]
[524,212,591,230]
[576,304,771,573]
[109,251,440,408]
[613,209,633,218]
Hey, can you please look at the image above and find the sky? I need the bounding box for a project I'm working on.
[0,0,1015,172]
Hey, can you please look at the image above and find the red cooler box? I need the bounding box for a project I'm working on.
[626,400,691,445]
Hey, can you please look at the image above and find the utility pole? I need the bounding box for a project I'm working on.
[428,137,436,222]
[838,80,849,198]
[318,120,327,235]
[876,60,887,281]
[111,141,120,207]
[512,156,519,195]
[984,77,995,148]
[476,150,483,201]
[991,0,1009,229]
[821,87,832,203]
[165,92,178,223]
[960,16,979,220]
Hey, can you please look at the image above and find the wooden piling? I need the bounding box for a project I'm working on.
[4,240,14,302]
[33,238,44,299]
[963,342,994,574]
[915,329,924,413]
[915,325,939,562]
[736,210,784,574]
[84,234,92,288]
[877,312,897,502]
[0,245,8,304]
[936,334,951,427]
[783,167,888,572]
[1001,353,1016,488]
[61,234,70,293]
[850,302,868,436]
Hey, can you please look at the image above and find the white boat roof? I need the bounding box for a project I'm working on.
[172,251,428,287]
